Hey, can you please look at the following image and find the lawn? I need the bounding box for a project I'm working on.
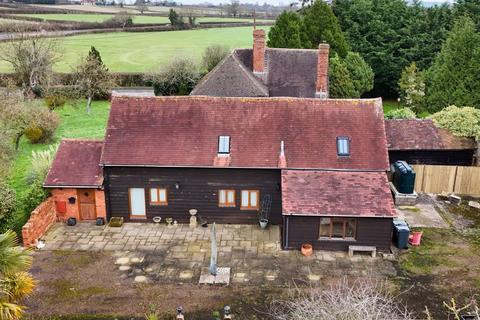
[18,13,268,24]
[8,100,110,196]
[0,26,270,73]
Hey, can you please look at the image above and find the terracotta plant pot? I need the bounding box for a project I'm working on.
[301,243,313,256]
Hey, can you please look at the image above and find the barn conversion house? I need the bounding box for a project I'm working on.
[44,95,396,252]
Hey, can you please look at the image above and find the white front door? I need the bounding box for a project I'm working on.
[129,188,146,216]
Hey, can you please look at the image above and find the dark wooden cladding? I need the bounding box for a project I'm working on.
[104,167,282,224]
[388,150,475,166]
[283,216,393,252]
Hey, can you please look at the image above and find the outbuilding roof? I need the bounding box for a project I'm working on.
[101,96,390,170]
[281,170,396,218]
[44,139,103,188]
[385,119,476,151]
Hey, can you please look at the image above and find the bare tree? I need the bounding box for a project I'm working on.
[201,44,230,72]
[135,0,148,15]
[72,47,116,114]
[0,35,60,98]
[269,278,414,320]
[227,0,240,18]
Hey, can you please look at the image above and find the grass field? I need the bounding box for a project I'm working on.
[19,13,268,24]
[0,26,270,72]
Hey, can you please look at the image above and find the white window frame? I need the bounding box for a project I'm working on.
[337,136,350,156]
[218,135,230,154]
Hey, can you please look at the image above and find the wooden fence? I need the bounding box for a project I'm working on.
[412,165,480,196]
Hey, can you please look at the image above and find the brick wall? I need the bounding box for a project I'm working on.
[22,197,57,247]
[51,188,80,221]
[94,189,107,219]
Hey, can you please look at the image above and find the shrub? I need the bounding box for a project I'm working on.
[24,104,60,144]
[22,178,49,216]
[201,45,230,72]
[269,278,414,320]
[44,94,66,111]
[0,180,17,234]
[429,105,480,139]
[24,125,44,144]
[149,57,200,96]
[385,108,417,120]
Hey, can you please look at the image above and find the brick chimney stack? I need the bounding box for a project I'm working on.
[253,29,266,75]
[315,43,330,99]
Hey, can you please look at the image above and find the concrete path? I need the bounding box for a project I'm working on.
[396,203,449,228]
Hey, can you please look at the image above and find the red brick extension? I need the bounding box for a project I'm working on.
[22,189,107,247]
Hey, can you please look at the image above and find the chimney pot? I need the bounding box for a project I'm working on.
[315,43,330,99]
[253,29,266,75]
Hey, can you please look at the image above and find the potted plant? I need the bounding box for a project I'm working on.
[259,218,268,229]
[259,194,271,229]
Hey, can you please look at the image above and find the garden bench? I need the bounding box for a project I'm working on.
[348,245,377,258]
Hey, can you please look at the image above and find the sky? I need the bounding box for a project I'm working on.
[173,0,454,6]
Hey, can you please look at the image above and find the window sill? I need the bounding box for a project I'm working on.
[150,203,168,206]
[240,207,259,211]
[219,205,236,208]
[318,238,356,242]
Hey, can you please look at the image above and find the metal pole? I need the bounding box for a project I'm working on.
[209,222,217,276]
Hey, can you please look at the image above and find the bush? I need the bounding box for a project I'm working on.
[0,180,17,234]
[201,45,230,72]
[22,178,49,216]
[24,104,60,144]
[385,108,417,120]
[44,94,66,110]
[269,278,413,320]
[149,57,200,96]
[429,105,480,139]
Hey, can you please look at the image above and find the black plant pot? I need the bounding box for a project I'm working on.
[66,217,77,226]
[96,217,105,226]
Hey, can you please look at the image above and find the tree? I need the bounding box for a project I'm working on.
[73,47,115,114]
[398,62,425,113]
[333,0,453,97]
[135,0,148,15]
[0,230,35,320]
[426,16,480,112]
[0,36,60,98]
[302,0,349,57]
[227,0,240,18]
[329,52,373,99]
[267,11,303,49]
[107,11,133,28]
[149,57,200,96]
[454,0,480,31]
[168,9,183,26]
[343,51,374,97]
[329,54,356,99]
[201,45,230,72]
[429,105,480,139]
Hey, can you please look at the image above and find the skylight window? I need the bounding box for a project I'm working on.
[218,136,230,154]
[337,137,350,156]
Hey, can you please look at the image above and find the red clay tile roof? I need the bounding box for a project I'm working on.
[44,139,103,188]
[385,119,476,151]
[102,96,389,170]
[281,170,396,217]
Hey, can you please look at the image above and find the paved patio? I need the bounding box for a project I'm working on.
[41,222,397,285]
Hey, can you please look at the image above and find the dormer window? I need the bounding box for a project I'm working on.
[337,137,350,156]
[218,135,230,154]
